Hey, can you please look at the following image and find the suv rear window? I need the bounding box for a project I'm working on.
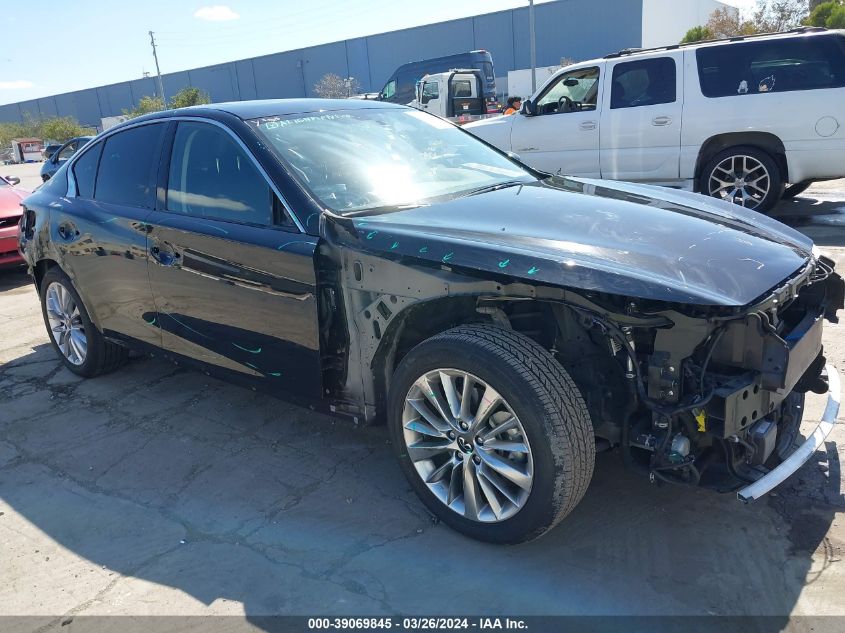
[697,34,845,98]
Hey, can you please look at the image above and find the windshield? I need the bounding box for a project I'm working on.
[250,108,533,215]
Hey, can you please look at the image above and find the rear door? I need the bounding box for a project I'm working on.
[58,123,165,348]
[145,119,322,397]
[509,65,603,177]
[600,53,683,181]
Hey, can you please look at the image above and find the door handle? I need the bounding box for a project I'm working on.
[652,116,672,126]
[580,121,597,131]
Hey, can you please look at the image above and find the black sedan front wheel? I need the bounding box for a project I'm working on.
[387,324,595,543]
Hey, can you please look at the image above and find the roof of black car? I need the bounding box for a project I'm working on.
[158,98,404,121]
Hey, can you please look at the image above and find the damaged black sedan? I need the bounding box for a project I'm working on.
[18,100,844,543]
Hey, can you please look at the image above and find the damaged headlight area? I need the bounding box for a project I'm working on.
[592,255,844,495]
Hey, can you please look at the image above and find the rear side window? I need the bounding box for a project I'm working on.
[166,121,272,225]
[611,57,677,109]
[697,35,845,98]
[72,142,102,199]
[95,124,164,208]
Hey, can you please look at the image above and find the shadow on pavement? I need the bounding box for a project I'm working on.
[0,266,30,291]
[0,345,839,628]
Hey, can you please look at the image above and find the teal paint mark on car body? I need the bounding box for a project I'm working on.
[232,343,262,354]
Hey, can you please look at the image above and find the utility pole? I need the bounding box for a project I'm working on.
[528,0,537,93]
[149,31,166,105]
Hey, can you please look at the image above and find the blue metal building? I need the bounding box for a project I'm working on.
[0,0,706,126]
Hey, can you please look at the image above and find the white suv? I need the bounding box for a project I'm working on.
[465,28,845,212]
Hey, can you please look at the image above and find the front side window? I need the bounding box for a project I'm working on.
[73,142,103,199]
[697,35,845,98]
[610,57,677,109]
[422,81,439,100]
[166,121,272,225]
[382,80,396,100]
[95,123,164,208]
[535,67,600,115]
[57,141,78,162]
[251,109,532,215]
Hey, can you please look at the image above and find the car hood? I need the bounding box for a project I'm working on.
[334,177,814,307]
[0,186,27,219]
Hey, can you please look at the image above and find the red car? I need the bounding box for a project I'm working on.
[0,175,29,268]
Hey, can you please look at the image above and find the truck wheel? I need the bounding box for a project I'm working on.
[387,324,595,543]
[700,146,783,213]
[39,267,128,378]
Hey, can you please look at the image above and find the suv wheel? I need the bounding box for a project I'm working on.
[39,267,128,378]
[387,324,595,543]
[701,145,783,213]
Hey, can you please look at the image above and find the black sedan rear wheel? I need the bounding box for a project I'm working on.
[39,267,127,377]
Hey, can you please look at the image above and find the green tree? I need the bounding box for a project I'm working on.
[805,0,845,26]
[123,86,211,119]
[753,0,809,32]
[169,86,211,109]
[680,25,715,43]
[706,6,758,38]
[39,116,95,143]
[0,122,27,147]
[123,95,166,119]
[829,5,845,25]
[313,73,362,98]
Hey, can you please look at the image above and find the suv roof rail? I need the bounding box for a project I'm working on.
[603,26,829,59]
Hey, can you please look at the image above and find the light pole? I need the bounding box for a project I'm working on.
[149,31,166,105]
[529,0,537,93]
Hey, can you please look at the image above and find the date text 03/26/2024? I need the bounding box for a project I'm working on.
[307,618,528,630]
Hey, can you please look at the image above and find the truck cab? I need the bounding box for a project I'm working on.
[411,69,486,121]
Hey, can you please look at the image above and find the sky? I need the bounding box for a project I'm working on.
[0,0,755,106]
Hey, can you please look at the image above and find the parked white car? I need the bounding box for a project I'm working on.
[465,28,845,212]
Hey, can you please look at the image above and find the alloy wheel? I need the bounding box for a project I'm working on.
[45,282,87,366]
[402,369,533,523]
[708,154,770,209]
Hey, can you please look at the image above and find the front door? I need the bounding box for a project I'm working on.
[600,54,683,182]
[146,119,322,397]
[509,65,603,177]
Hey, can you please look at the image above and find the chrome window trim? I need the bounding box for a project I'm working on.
[66,115,305,233]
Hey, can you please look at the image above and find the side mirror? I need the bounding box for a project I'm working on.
[521,99,536,116]
[6,176,20,185]
[420,94,432,104]
[506,152,522,163]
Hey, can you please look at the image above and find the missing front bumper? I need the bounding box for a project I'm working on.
[737,364,841,502]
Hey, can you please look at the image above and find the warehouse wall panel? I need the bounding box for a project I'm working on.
[0,0,665,125]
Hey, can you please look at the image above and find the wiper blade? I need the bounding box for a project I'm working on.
[458,180,528,198]
[342,203,427,217]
